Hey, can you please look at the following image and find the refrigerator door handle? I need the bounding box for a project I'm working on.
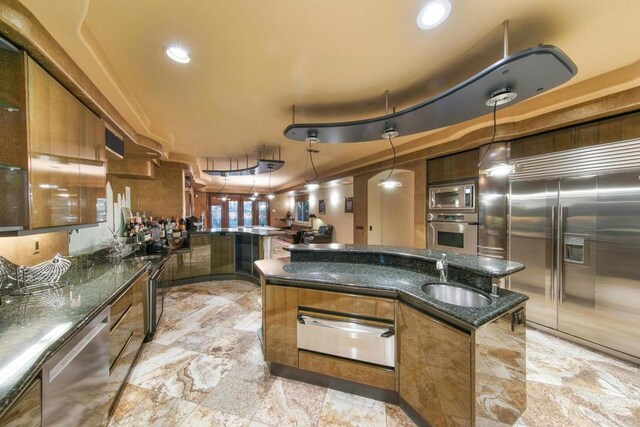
[558,205,565,304]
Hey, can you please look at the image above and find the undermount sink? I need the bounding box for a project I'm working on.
[421,284,491,308]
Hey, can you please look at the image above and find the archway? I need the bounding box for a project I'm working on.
[367,169,415,247]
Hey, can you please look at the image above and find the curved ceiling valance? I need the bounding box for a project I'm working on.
[284,45,577,143]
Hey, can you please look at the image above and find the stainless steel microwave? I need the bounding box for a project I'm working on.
[429,180,476,212]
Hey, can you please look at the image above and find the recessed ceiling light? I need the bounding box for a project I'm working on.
[166,46,190,64]
[417,0,451,30]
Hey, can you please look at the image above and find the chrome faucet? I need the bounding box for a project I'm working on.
[436,254,448,283]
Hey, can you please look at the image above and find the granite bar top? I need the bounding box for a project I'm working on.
[0,257,150,418]
[254,256,528,330]
[191,227,285,236]
[285,243,525,278]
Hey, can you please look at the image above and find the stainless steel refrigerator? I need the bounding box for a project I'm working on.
[509,142,640,362]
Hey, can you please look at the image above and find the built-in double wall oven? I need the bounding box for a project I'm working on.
[427,180,478,255]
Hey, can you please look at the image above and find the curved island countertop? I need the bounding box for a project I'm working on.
[254,244,528,331]
[285,243,525,278]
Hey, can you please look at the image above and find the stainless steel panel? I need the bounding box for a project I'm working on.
[43,307,110,427]
[510,138,640,180]
[478,147,508,259]
[427,221,478,255]
[588,172,640,358]
[429,180,476,212]
[557,176,597,338]
[508,179,558,328]
[296,313,395,367]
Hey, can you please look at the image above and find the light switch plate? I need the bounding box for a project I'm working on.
[33,239,40,254]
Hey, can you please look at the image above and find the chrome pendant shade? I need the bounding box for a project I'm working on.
[284,45,577,143]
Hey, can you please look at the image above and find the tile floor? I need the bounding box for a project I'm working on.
[110,280,640,427]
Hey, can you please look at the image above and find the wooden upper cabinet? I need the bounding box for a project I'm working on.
[427,149,479,184]
[25,56,106,228]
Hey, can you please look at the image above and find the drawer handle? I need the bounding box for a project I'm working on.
[298,314,395,338]
[110,304,133,333]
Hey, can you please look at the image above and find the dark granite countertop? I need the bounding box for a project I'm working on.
[254,256,528,331]
[285,243,525,278]
[0,257,150,417]
[191,227,284,236]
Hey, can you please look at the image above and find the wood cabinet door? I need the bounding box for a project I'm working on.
[190,235,212,277]
[397,303,472,426]
[264,284,298,367]
[211,235,234,274]
[27,58,80,228]
[0,378,41,426]
[79,107,106,224]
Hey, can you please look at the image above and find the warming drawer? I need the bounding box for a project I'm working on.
[296,311,395,368]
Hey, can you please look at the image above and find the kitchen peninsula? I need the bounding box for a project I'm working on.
[179,227,284,284]
[256,244,528,427]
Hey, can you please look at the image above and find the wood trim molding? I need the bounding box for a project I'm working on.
[0,0,163,157]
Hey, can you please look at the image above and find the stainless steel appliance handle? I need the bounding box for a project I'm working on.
[297,314,395,338]
[558,205,564,304]
[550,205,556,302]
[48,314,109,383]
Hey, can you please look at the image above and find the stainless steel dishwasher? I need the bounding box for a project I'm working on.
[43,307,110,427]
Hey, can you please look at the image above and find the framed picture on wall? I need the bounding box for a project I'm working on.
[319,199,326,214]
[345,197,354,213]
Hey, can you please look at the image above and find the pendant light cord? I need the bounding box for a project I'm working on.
[384,134,397,182]
[268,170,273,193]
[215,179,227,196]
[478,101,498,168]
[306,141,319,183]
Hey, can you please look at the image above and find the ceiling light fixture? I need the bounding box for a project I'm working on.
[284,21,577,144]
[166,46,190,64]
[305,183,320,191]
[417,0,451,30]
[304,140,321,191]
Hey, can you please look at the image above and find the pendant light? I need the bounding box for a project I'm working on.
[304,140,321,191]
[248,172,258,201]
[215,178,229,201]
[267,170,276,200]
[377,128,402,189]
[478,22,516,177]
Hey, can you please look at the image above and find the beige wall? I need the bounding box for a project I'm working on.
[270,183,354,244]
[354,159,427,248]
[308,183,354,244]
[0,231,68,265]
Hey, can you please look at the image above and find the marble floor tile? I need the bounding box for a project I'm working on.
[111,281,640,427]
[160,353,237,403]
[110,384,197,427]
[317,388,387,427]
[199,360,276,419]
[233,310,262,332]
[385,403,417,427]
[179,405,251,427]
[253,377,327,426]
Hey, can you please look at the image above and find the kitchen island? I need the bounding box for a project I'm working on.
[255,244,528,427]
[179,227,285,284]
